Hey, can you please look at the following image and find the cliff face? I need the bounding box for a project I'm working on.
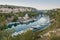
[0,5,37,13]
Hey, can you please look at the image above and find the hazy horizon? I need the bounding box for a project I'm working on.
[0,0,60,10]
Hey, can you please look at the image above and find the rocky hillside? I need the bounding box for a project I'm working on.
[0,5,37,13]
[34,8,60,40]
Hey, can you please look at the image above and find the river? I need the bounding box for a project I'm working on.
[7,14,50,36]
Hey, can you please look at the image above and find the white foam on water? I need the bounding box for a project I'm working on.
[10,16,50,36]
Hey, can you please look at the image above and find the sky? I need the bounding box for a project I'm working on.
[0,0,60,10]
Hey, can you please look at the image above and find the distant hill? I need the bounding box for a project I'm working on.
[0,5,37,13]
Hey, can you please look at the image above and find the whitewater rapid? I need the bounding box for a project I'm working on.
[9,16,50,36]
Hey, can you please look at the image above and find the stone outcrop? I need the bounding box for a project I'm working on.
[0,5,37,13]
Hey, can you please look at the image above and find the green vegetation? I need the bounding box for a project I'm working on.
[0,11,39,30]
[0,29,15,40]
[13,30,33,40]
[35,9,60,40]
[0,30,33,40]
[0,8,60,40]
